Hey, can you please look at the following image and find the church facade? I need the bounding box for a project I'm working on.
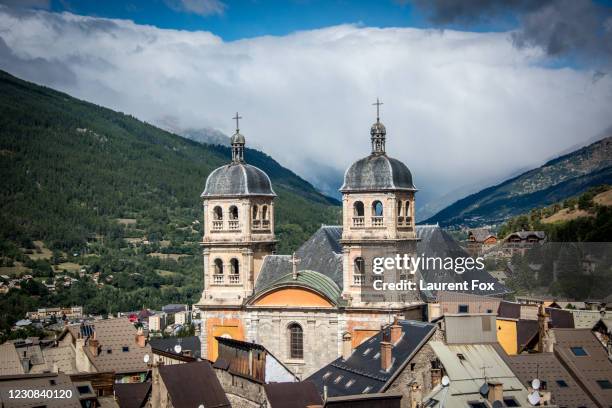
[194,108,497,378]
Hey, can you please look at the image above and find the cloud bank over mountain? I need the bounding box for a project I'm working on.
[0,5,611,208]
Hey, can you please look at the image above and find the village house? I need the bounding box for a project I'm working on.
[467,228,497,256]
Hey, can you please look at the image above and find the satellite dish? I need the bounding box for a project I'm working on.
[492,401,504,408]
[479,382,489,397]
[143,354,150,364]
[441,376,450,387]
[174,344,182,354]
[528,391,541,406]
[531,378,541,390]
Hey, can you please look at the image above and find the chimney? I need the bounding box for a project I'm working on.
[486,382,503,405]
[381,341,392,371]
[342,332,352,360]
[88,332,100,357]
[390,317,402,344]
[537,303,549,352]
[135,327,146,348]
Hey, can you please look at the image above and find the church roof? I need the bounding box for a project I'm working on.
[254,225,508,301]
[253,270,344,306]
[256,226,343,291]
[307,320,436,397]
[340,154,416,192]
[201,162,275,198]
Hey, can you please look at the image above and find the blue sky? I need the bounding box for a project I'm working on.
[48,0,515,40]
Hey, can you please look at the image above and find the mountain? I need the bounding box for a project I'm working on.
[424,136,612,227]
[0,69,342,325]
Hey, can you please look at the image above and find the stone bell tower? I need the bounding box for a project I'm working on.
[198,113,276,306]
[339,99,419,305]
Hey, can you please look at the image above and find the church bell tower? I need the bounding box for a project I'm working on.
[198,113,277,306]
[339,99,419,305]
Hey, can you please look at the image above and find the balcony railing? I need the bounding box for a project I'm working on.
[228,220,240,230]
[212,220,223,231]
[212,274,224,284]
[252,219,271,232]
[352,216,365,227]
[229,274,240,284]
[353,275,365,286]
[371,216,384,227]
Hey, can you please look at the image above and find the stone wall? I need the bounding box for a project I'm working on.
[214,367,265,406]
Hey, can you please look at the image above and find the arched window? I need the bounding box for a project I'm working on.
[214,259,223,274]
[397,200,403,216]
[372,201,384,217]
[230,258,239,275]
[353,201,364,217]
[262,205,269,220]
[404,200,410,217]
[354,257,365,274]
[229,206,239,220]
[288,323,303,359]
[252,205,259,220]
[213,206,223,220]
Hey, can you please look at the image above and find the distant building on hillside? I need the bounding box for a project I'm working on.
[467,228,497,255]
[502,230,546,256]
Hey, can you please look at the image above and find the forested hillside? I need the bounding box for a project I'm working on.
[0,70,340,331]
[425,136,612,227]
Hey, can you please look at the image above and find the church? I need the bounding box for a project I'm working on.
[195,106,506,378]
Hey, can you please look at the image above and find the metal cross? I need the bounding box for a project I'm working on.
[232,112,242,133]
[372,98,383,121]
[290,252,301,280]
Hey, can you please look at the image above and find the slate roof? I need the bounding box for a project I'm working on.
[255,225,507,299]
[158,361,230,408]
[67,318,151,374]
[552,328,612,407]
[256,226,343,291]
[149,336,200,358]
[307,320,436,398]
[468,228,496,242]
[202,163,275,197]
[340,154,416,192]
[264,381,323,408]
[500,350,597,408]
[114,382,151,408]
[416,225,508,299]
[497,301,521,319]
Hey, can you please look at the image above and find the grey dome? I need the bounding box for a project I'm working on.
[202,163,275,197]
[231,132,245,144]
[340,154,416,192]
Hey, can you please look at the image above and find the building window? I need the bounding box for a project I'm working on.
[213,206,223,220]
[556,380,568,388]
[404,200,410,217]
[503,397,521,407]
[122,346,129,352]
[597,379,612,389]
[397,201,403,216]
[262,205,269,220]
[468,402,487,408]
[372,201,384,217]
[354,257,365,274]
[570,346,587,356]
[230,258,239,275]
[458,304,469,313]
[288,323,303,359]
[229,205,238,220]
[214,259,224,274]
[353,201,364,217]
[252,205,259,219]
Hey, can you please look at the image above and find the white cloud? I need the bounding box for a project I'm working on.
[164,0,226,16]
[0,7,611,209]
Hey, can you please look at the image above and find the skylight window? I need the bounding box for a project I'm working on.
[362,386,372,393]
[122,346,129,352]
[363,348,372,356]
[345,379,355,388]
[457,353,466,361]
[322,371,331,380]
[503,397,521,407]
[570,346,587,356]
[596,380,612,389]
[334,375,343,384]
[556,380,568,388]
